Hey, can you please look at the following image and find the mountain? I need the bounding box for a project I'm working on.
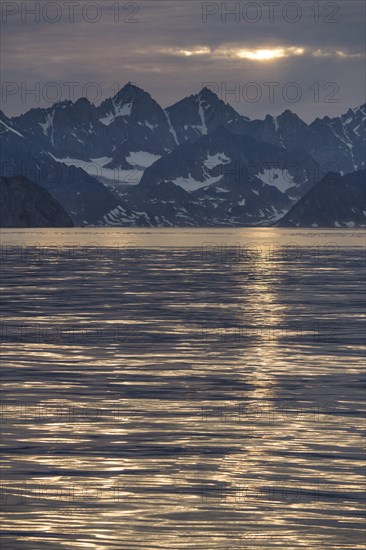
[9,84,365,188]
[0,112,161,226]
[165,87,248,144]
[309,106,365,173]
[0,175,73,227]
[11,98,105,160]
[236,105,366,175]
[120,126,321,226]
[11,83,178,185]
[277,170,366,228]
[125,173,293,227]
[2,84,365,227]
[137,124,319,197]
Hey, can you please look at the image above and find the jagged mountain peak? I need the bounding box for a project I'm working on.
[11,100,72,122]
[112,82,152,105]
[252,109,308,134]
[198,86,221,101]
[278,109,304,123]
[97,82,174,143]
[165,87,246,144]
[71,96,96,116]
[168,85,241,112]
[341,104,366,123]
[4,83,365,228]
[342,104,365,117]
[74,96,91,107]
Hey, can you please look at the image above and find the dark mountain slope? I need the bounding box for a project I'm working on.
[277,170,366,227]
[0,175,73,227]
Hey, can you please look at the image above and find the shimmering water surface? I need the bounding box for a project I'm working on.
[1,228,365,549]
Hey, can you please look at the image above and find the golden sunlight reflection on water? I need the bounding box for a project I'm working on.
[0,229,365,549]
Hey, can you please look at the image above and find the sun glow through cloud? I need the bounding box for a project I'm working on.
[236,47,304,60]
[157,46,306,61]
[178,47,211,57]
[155,45,363,62]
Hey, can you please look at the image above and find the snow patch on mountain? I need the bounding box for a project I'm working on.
[203,152,231,169]
[144,121,156,131]
[271,206,289,221]
[50,155,144,185]
[172,174,222,192]
[39,112,55,145]
[198,96,208,135]
[126,151,161,168]
[0,119,24,138]
[51,155,111,172]
[257,169,295,193]
[99,101,132,126]
[214,186,230,193]
[164,110,179,145]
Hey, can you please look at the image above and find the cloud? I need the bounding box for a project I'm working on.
[154,47,212,57]
[312,49,363,59]
[1,0,365,120]
[152,45,364,62]
[214,47,305,61]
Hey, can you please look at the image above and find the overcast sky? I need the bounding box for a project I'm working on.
[1,0,365,121]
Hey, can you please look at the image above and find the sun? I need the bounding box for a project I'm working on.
[236,47,304,61]
[237,48,304,61]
